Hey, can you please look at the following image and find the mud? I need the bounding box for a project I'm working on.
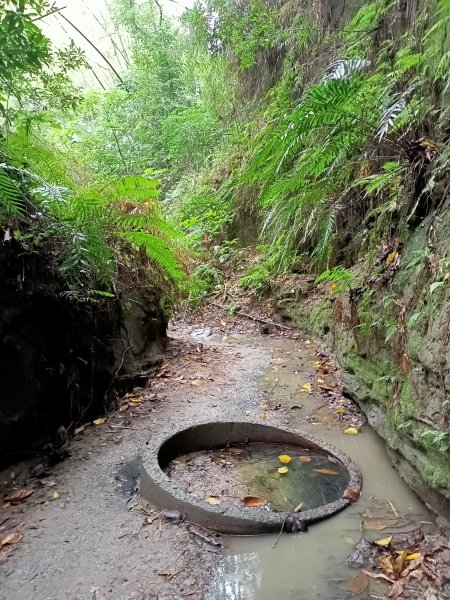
[0,315,444,600]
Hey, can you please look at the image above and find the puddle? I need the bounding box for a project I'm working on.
[115,457,142,496]
[205,337,432,600]
[167,443,349,513]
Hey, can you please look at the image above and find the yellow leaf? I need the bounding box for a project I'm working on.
[299,383,312,393]
[191,379,204,386]
[260,403,268,409]
[344,427,359,435]
[129,398,143,404]
[52,492,60,500]
[374,535,393,546]
[405,552,422,561]
[314,468,339,475]
[205,496,220,505]
[93,418,106,425]
[294,502,303,512]
[278,466,289,474]
[344,536,355,545]
[336,408,346,414]
[304,340,311,346]
[278,454,292,464]
[260,412,268,419]
[220,320,227,327]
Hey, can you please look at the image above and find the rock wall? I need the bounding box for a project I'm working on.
[0,240,166,465]
[275,201,450,521]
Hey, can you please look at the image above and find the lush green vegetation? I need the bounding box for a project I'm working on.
[1,0,449,303]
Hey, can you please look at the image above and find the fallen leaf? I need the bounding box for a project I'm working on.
[386,251,398,266]
[314,468,338,475]
[93,418,106,425]
[0,532,23,549]
[343,488,360,502]
[299,456,311,462]
[362,517,400,531]
[220,320,227,327]
[299,383,312,393]
[361,569,394,583]
[405,552,422,561]
[304,340,311,346]
[52,491,60,500]
[260,412,268,419]
[4,489,33,504]
[336,408,346,414]
[374,535,393,546]
[278,466,289,474]
[344,427,359,435]
[344,536,355,545]
[205,496,220,505]
[191,379,204,386]
[344,572,369,594]
[242,496,266,508]
[129,398,143,404]
[278,454,292,464]
[118,404,129,412]
[294,502,304,512]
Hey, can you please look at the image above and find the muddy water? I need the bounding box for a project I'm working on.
[205,337,431,600]
[168,443,349,512]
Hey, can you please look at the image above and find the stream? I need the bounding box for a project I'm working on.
[204,336,431,600]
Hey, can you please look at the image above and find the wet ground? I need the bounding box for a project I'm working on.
[0,313,445,600]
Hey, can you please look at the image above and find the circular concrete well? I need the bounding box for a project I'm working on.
[141,421,362,534]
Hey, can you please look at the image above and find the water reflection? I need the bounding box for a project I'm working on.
[208,552,262,600]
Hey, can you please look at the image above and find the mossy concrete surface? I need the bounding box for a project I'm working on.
[275,208,450,520]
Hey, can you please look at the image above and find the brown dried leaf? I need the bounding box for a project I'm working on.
[344,572,369,595]
[343,488,360,503]
[242,496,266,508]
[4,489,33,504]
[0,531,23,549]
[299,456,311,462]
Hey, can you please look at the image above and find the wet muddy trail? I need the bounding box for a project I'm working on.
[0,316,443,600]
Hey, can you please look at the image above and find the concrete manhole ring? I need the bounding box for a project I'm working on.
[141,421,362,534]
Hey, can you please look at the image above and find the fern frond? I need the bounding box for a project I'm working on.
[119,231,184,281]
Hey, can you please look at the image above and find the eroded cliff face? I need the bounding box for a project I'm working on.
[275,200,450,521]
[0,240,167,465]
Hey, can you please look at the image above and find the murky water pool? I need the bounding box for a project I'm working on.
[168,442,349,513]
[205,337,432,600]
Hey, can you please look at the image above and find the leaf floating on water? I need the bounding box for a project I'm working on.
[278,454,292,464]
[294,502,304,512]
[205,496,221,505]
[0,531,23,550]
[344,427,359,435]
[93,418,106,425]
[374,535,393,546]
[4,489,33,504]
[278,466,289,474]
[242,496,267,508]
[344,572,369,595]
[299,456,311,462]
[314,468,339,475]
[344,536,355,545]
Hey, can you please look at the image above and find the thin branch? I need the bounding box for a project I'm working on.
[59,13,124,84]
[31,5,65,22]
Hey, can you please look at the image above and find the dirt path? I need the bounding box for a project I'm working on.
[1,311,448,600]
[0,320,277,600]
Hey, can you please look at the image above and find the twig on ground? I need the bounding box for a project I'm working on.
[272,517,287,548]
[210,302,292,330]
